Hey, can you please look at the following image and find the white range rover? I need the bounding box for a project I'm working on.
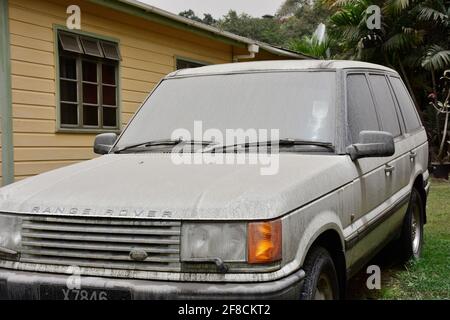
[0,60,429,300]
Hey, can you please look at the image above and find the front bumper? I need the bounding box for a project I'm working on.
[0,268,305,300]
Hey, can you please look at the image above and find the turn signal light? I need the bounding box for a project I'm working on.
[248,219,282,264]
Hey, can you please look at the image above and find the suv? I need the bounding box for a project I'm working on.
[0,60,429,300]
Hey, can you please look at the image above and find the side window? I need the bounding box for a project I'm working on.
[389,77,421,132]
[346,74,380,143]
[369,75,401,137]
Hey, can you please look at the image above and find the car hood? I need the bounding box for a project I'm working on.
[0,153,355,220]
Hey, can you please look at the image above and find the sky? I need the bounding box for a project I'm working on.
[138,0,286,18]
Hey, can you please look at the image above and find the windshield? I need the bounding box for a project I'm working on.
[115,71,336,149]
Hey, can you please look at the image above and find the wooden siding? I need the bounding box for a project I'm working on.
[7,0,286,181]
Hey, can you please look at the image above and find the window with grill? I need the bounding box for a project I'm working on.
[58,31,120,130]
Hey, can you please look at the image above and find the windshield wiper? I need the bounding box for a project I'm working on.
[277,139,335,151]
[113,139,214,154]
[204,139,334,153]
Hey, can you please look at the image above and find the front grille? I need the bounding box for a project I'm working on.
[19,216,181,272]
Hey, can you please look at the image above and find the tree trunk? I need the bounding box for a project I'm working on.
[398,60,421,116]
[437,111,449,162]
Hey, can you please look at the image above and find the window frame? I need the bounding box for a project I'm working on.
[388,75,423,135]
[175,56,210,70]
[54,26,121,133]
[344,71,382,145]
[367,72,404,138]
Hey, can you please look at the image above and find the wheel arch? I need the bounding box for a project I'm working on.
[300,226,347,299]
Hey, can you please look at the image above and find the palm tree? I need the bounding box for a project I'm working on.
[327,0,449,107]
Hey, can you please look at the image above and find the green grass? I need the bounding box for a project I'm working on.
[380,179,450,300]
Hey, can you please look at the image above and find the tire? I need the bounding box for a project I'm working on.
[299,246,340,300]
[398,188,424,262]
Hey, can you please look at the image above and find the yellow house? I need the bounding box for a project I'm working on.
[0,0,306,186]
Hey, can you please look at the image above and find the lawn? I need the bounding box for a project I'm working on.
[347,179,450,300]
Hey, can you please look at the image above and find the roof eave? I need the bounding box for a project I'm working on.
[88,0,307,59]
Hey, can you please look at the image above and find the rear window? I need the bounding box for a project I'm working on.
[389,77,421,132]
[346,74,380,143]
[369,75,401,137]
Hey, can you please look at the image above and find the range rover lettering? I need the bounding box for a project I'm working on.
[0,61,429,300]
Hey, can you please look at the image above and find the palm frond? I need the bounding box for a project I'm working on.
[422,45,450,71]
[384,0,411,15]
[417,6,449,24]
[382,28,423,52]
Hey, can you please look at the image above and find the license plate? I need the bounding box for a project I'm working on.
[39,285,132,300]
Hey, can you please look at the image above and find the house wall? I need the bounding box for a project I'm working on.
[4,0,289,183]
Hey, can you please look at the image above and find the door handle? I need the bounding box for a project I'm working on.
[409,151,417,161]
[385,164,395,176]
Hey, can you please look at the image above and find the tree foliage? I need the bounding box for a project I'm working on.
[179,1,450,159]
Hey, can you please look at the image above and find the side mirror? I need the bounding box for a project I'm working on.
[346,131,395,161]
[94,133,117,155]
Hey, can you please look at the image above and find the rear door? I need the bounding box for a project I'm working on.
[368,73,410,194]
[345,72,408,272]
[388,76,428,176]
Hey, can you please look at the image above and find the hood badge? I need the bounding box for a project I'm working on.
[129,249,148,261]
[30,206,173,218]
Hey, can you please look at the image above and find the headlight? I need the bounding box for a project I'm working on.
[0,215,22,257]
[181,219,283,267]
[181,223,246,262]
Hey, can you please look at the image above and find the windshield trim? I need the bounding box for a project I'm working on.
[112,70,338,153]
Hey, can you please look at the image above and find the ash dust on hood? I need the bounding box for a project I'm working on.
[0,153,354,220]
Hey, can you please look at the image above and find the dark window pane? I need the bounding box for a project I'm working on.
[60,80,77,102]
[390,77,421,132]
[83,83,98,104]
[103,86,116,106]
[103,107,117,127]
[61,103,78,125]
[176,59,205,70]
[102,64,116,85]
[347,74,380,143]
[82,61,97,82]
[369,75,401,137]
[83,106,98,126]
[60,56,77,79]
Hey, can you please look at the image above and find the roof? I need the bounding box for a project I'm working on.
[168,60,398,77]
[89,0,310,59]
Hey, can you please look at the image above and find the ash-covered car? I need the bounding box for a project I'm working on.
[0,60,429,300]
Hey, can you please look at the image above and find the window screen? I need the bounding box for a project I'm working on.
[101,41,121,61]
[347,74,380,143]
[80,37,104,58]
[389,77,421,132]
[58,32,83,54]
[369,75,401,137]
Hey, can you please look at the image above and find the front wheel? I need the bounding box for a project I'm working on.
[299,246,340,300]
[398,188,424,261]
